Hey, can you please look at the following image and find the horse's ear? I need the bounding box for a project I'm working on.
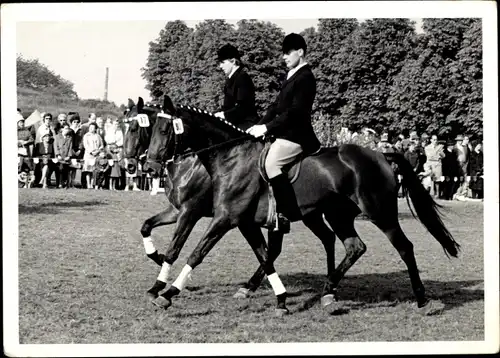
[137,97,144,112]
[127,98,135,109]
[162,95,176,115]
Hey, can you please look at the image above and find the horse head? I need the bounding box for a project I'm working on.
[146,94,250,177]
[122,97,161,174]
[144,95,180,176]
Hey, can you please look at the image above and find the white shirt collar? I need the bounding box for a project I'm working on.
[228,65,240,79]
[287,62,308,80]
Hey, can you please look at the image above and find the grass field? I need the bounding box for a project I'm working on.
[16,188,485,345]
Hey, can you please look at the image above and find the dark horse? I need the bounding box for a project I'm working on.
[145,95,460,316]
[123,97,270,299]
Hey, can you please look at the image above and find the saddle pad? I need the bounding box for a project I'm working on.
[258,142,302,184]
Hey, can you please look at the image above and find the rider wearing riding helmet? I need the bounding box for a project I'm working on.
[214,44,259,131]
[246,33,321,233]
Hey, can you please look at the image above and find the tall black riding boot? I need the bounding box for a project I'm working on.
[269,173,302,234]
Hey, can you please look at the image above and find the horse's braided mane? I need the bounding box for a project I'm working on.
[178,104,247,135]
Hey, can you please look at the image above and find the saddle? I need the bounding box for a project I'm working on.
[258,141,323,230]
[258,141,303,184]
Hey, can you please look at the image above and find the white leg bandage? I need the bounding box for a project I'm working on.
[157,262,171,283]
[142,236,156,255]
[172,265,193,291]
[267,273,286,295]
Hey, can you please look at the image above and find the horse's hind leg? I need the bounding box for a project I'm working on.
[371,217,444,315]
[301,212,339,310]
[322,208,367,311]
[234,223,269,298]
[361,186,444,315]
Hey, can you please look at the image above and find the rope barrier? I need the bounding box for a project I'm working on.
[18,156,122,166]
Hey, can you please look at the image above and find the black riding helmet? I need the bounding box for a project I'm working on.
[217,44,241,63]
[282,33,307,54]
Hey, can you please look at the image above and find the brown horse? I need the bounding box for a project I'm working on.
[122,98,272,300]
[144,95,460,316]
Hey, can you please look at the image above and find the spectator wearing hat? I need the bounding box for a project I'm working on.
[33,132,55,188]
[454,134,471,199]
[357,127,377,150]
[17,114,35,188]
[377,133,394,153]
[213,44,259,131]
[441,139,460,200]
[468,141,483,199]
[424,134,445,198]
[246,32,321,234]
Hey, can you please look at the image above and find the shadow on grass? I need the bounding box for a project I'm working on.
[278,270,483,313]
[196,270,483,314]
[18,200,108,215]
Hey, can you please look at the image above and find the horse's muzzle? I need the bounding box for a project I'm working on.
[143,159,162,176]
[123,158,137,174]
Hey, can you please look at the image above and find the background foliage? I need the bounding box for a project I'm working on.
[16,18,482,139]
[17,56,123,121]
[142,18,482,141]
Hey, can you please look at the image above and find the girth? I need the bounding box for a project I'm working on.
[258,141,324,229]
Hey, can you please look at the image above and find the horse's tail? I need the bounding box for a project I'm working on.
[383,153,461,258]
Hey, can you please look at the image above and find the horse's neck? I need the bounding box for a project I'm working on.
[197,139,263,178]
[182,110,241,148]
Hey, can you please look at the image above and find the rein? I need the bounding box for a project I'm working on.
[166,134,254,165]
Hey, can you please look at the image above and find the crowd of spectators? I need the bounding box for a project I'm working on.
[17,109,157,192]
[17,109,484,201]
[333,127,484,201]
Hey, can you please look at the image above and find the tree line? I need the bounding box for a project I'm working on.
[142,18,482,142]
[17,56,124,120]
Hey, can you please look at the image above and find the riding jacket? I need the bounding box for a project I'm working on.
[221,67,259,131]
[257,64,321,154]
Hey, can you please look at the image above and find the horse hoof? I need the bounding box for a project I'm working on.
[152,296,172,310]
[146,290,158,301]
[275,308,290,317]
[233,287,250,299]
[417,299,445,316]
[321,294,346,315]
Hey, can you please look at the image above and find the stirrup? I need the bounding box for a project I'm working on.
[273,213,290,234]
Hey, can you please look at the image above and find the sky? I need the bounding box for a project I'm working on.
[5,1,490,108]
[16,19,322,106]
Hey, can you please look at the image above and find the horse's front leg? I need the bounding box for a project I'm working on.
[140,204,179,267]
[146,206,204,300]
[262,229,290,316]
[152,215,232,310]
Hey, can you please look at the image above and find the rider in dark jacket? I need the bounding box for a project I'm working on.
[214,44,259,131]
[246,33,321,233]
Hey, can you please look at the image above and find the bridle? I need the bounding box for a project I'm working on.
[156,112,255,169]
